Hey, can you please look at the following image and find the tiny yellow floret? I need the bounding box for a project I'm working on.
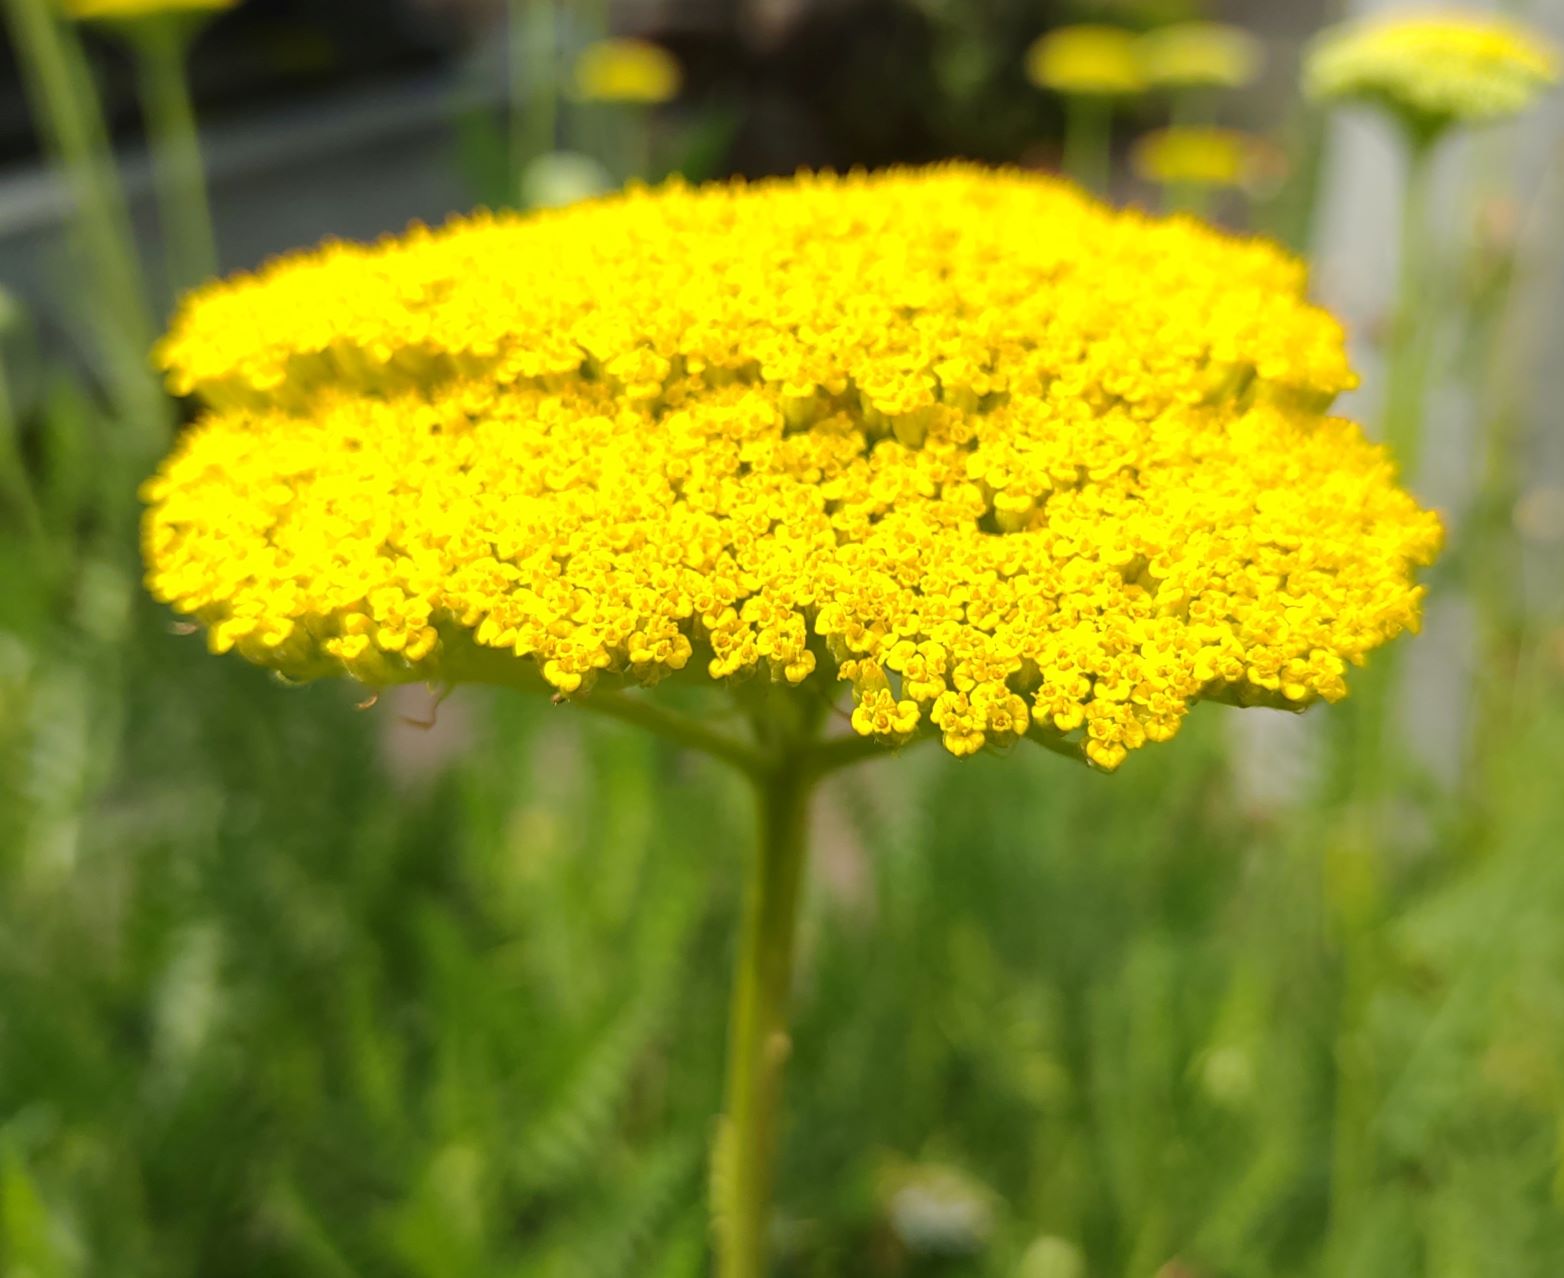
[1026,25,1146,97]
[573,38,682,104]
[1305,9,1559,131]
[1139,22,1265,90]
[144,166,1441,768]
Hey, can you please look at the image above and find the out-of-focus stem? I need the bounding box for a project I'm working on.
[0,348,46,542]
[1166,180,1210,220]
[1336,132,1441,814]
[133,18,218,295]
[508,0,558,193]
[1,0,165,442]
[1382,133,1439,481]
[1063,94,1112,196]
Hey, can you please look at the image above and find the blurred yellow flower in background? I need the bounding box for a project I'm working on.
[1305,10,1559,131]
[572,37,682,104]
[1025,24,1145,97]
[1131,127,1284,191]
[59,0,236,19]
[1139,22,1265,91]
[144,165,1440,771]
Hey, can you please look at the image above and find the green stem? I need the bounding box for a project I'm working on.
[133,19,218,295]
[1334,132,1441,814]
[508,0,558,195]
[1063,94,1112,196]
[1382,132,1439,482]
[1262,103,1328,255]
[715,756,815,1278]
[1166,180,1210,221]
[2,0,165,441]
[0,348,46,543]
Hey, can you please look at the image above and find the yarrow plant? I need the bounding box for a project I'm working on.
[142,165,1440,1277]
[1304,8,1558,477]
[1025,25,1145,192]
[1305,9,1559,140]
[1303,10,1554,809]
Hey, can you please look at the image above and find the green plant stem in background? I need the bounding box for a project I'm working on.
[0,351,45,544]
[1337,131,1440,813]
[1,0,164,443]
[132,18,218,295]
[1382,132,1439,480]
[1263,104,1329,255]
[1166,180,1210,220]
[509,0,558,195]
[714,756,815,1278]
[1063,95,1111,195]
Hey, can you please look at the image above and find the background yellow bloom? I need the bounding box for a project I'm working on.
[1024,24,1145,97]
[1138,22,1265,91]
[1131,127,1284,191]
[1305,10,1559,129]
[58,0,236,20]
[572,37,683,105]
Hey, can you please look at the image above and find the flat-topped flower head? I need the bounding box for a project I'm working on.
[1305,9,1559,137]
[1131,127,1283,191]
[1025,25,1146,97]
[1139,22,1265,91]
[572,38,682,104]
[59,0,236,20]
[144,166,1441,770]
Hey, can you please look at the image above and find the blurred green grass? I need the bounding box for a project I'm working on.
[3,364,1563,1275]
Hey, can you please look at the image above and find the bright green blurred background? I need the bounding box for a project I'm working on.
[4,0,1564,1274]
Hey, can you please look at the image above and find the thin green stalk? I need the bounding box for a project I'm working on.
[714,756,815,1278]
[1335,132,1441,813]
[1382,133,1439,481]
[133,19,218,294]
[0,351,46,543]
[2,0,164,440]
[1261,103,1328,254]
[509,0,558,194]
[1063,94,1112,196]
[1166,179,1210,220]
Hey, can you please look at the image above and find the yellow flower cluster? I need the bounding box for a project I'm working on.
[144,166,1441,769]
[59,0,235,20]
[572,38,682,105]
[1305,10,1559,129]
[1027,22,1263,97]
[1025,25,1145,97]
[1138,22,1264,91]
[1131,127,1279,191]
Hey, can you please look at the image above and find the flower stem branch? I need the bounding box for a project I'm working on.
[714,754,815,1278]
[565,688,769,777]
